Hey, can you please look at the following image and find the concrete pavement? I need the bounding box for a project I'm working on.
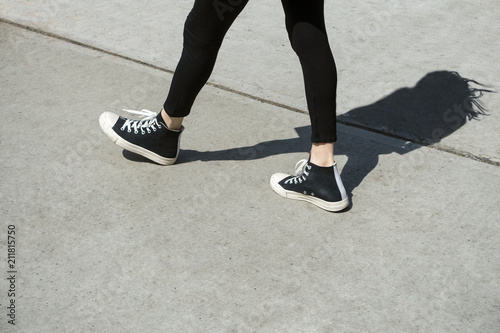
[1,1,499,332]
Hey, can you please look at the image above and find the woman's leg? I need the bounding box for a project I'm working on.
[281,0,337,166]
[163,0,249,126]
[99,0,248,165]
[270,0,348,211]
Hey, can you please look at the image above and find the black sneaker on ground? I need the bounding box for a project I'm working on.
[99,109,183,165]
[270,159,349,212]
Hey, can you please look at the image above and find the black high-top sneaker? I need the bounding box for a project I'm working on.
[99,109,183,165]
[270,159,349,212]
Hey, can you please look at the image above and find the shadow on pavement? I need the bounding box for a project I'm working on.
[124,71,493,198]
[337,70,493,192]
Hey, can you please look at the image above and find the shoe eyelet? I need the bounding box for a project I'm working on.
[127,129,131,133]
[134,130,138,134]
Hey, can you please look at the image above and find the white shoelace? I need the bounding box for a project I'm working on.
[120,109,162,135]
[294,159,308,176]
[285,159,311,185]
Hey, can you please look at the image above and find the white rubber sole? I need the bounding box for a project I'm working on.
[270,173,349,212]
[99,112,179,166]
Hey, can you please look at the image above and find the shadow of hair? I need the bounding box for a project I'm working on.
[336,70,494,195]
[338,71,494,146]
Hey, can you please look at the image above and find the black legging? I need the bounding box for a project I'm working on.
[164,0,337,143]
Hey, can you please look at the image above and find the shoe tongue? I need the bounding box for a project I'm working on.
[156,113,167,127]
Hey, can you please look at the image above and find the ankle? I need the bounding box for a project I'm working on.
[310,143,335,167]
[161,109,183,130]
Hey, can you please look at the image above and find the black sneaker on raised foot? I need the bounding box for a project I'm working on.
[99,109,183,165]
[270,159,349,212]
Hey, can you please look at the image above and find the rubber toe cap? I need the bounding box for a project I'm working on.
[99,112,119,128]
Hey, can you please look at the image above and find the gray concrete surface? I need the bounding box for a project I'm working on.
[1,1,499,332]
[1,0,499,162]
